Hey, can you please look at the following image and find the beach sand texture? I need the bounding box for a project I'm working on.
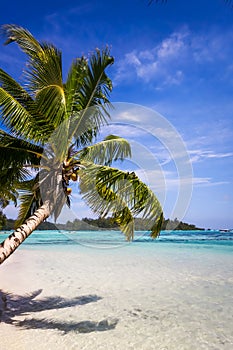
[0,245,233,350]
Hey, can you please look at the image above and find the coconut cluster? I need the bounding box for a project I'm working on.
[62,159,80,195]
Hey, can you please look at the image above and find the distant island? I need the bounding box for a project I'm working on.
[1,213,204,231]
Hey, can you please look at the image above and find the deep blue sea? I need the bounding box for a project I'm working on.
[1,230,233,254]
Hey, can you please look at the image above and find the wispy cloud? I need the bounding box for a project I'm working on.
[113,28,188,86]
[192,178,229,187]
[189,149,233,163]
[157,29,188,59]
[114,26,233,88]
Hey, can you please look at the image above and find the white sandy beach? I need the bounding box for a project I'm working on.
[0,244,233,350]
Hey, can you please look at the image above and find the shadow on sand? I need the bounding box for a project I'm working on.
[0,289,118,334]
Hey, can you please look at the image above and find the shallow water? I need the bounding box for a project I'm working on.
[1,229,233,251]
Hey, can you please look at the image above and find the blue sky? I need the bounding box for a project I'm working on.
[1,0,233,229]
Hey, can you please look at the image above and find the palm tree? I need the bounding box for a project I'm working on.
[0,24,163,265]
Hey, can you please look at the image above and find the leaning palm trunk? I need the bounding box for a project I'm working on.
[0,200,51,264]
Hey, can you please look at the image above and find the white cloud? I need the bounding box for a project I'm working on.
[138,50,154,60]
[3,205,18,220]
[206,152,233,158]
[157,30,188,59]
[137,62,159,81]
[114,26,233,88]
[192,178,229,187]
[114,27,189,86]
[125,52,141,67]
[163,70,184,86]
[189,149,233,163]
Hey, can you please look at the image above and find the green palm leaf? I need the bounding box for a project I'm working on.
[25,43,65,129]
[0,130,43,167]
[68,107,107,148]
[35,84,66,130]
[0,87,36,139]
[79,165,134,239]
[0,69,59,142]
[2,25,66,133]
[64,57,88,115]
[69,49,114,147]
[78,48,113,109]
[0,68,33,109]
[79,164,163,239]
[0,165,31,209]
[2,24,43,56]
[15,176,42,227]
[78,135,131,165]
[0,180,18,207]
[0,131,43,211]
[25,43,63,92]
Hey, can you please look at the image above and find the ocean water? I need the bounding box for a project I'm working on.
[1,229,233,253]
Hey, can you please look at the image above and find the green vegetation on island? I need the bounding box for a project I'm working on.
[0,210,6,230]
[1,216,204,231]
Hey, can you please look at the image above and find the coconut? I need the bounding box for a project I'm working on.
[70,173,78,181]
[66,188,72,195]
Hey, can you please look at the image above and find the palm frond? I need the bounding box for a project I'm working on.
[0,130,43,168]
[0,68,41,140]
[79,164,163,239]
[15,176,42,227]
[24,42,65,130]
[0,131,43,210]
[15,191,36,227]
[0,184,18,207]
[0,69,61,143]
[0,165,31,209]
[0,163,34,198]
[0,87,37,139]
[23,42,65,131]
[41,117,71,163]
[1,25,66,133]
[35,84,66,129]
[25,43,63,91]
[0,68,33,109]
[79,48,114,108]
[78,135,131,165]
[79,165,134,239]
[1,24,43,56]
[68,48,114,147]
[0,197,11,208]
[68,107,107,147]
[64,57,88,115]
